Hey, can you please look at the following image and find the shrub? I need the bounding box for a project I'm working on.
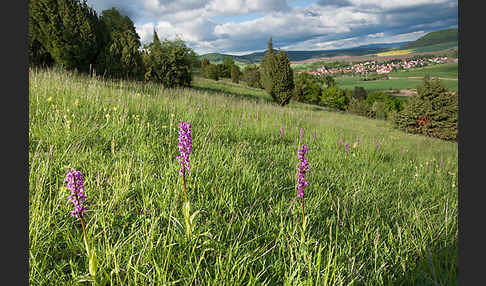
[392,78,458,140]
[201,58,210,69]
[143,32,193,88]
[372,101,388,120]
[231,65,240,83]
[204,64,219,81]
[293,73,322,104]
[347,97,370,117]
[353,86,367,100]
[221,57,235,78]
[320,85,349,111]
[366,92,404,115]
[242,65,263,88]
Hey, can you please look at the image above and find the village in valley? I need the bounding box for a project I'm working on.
[299,55,456,77]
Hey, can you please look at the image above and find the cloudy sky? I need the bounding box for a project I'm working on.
[85,0,458,55]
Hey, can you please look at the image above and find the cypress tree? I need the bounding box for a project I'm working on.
[261,37,294,106]
[261,37,277,99]
[273,50,294,106]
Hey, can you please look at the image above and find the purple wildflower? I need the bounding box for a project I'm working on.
[176,121,192,176]
[338,136,342,146]
[357,137,360,146]
[376,140,379,149]
[65,168,87,218]
[281,124,284,137]
[300,128,303,141]
[238,120,241,129]
[441,160,444,168]
[344,141,349,153]
[255,112,258,120]
[313,130,317,141]
[297,144,309,198]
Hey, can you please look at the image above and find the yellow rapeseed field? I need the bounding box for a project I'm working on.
[375,49,413,56]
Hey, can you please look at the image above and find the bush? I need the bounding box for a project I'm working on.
[143,33,193,88]
[353,86,367,100]
[242,64,262,88]
[221,57,234,78]
[320,85,349,111]
[293,73,322,104]
[366,92,404,114]
[201,58,210,70]
[347,97,370,117]
[231,65,240,83]
[372,101,388,120]
[392,78,458,141]
[204,64,219,81]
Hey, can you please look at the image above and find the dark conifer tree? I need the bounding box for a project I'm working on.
[29,0,104,73]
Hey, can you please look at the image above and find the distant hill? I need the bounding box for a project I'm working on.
[401,28,458,50]
[197,28,458,64]
[198,42,410,64]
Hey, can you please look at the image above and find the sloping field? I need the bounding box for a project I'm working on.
[335,62,458,93]
[29,68,457,285]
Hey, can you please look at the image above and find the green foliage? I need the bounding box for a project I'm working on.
[221,57,235,78]
[293,73,322,104]
[392,78,458,140]
[231,65,240,83]
[204,64,220,81]
[242,64,263,89]
[347,97,371,117]
[143,34,194,88]
[366,92,403,111]
[402,28,458,50]
[371,101,388,120]
[29,0,104,73]
[261,38,277,96]
[201,57,210,69]
[261,38,294,106]
[28,0,54,67]
[322,74,336,88]
[353,86,367,100]
[320,85,349,110]
[360,73,389,81]
[96,8,143,79]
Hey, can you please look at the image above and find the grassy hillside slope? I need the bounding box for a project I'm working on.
[335,62,458,92]
[29,68,457,285]
[401,28,458,50]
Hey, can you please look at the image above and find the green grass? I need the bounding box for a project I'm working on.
[411,41,458,53]
[29,68,458,285]
[335,63,458,92]
[388,62,458,79]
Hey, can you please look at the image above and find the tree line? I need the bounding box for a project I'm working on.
[29,0,196,87]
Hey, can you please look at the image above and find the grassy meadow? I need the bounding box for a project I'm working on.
[29,68,457,285]
[335,62,458,93]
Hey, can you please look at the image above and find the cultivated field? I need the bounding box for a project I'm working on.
[335,62,458,93]
[374,49,414,57]
[29,68,457,285]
